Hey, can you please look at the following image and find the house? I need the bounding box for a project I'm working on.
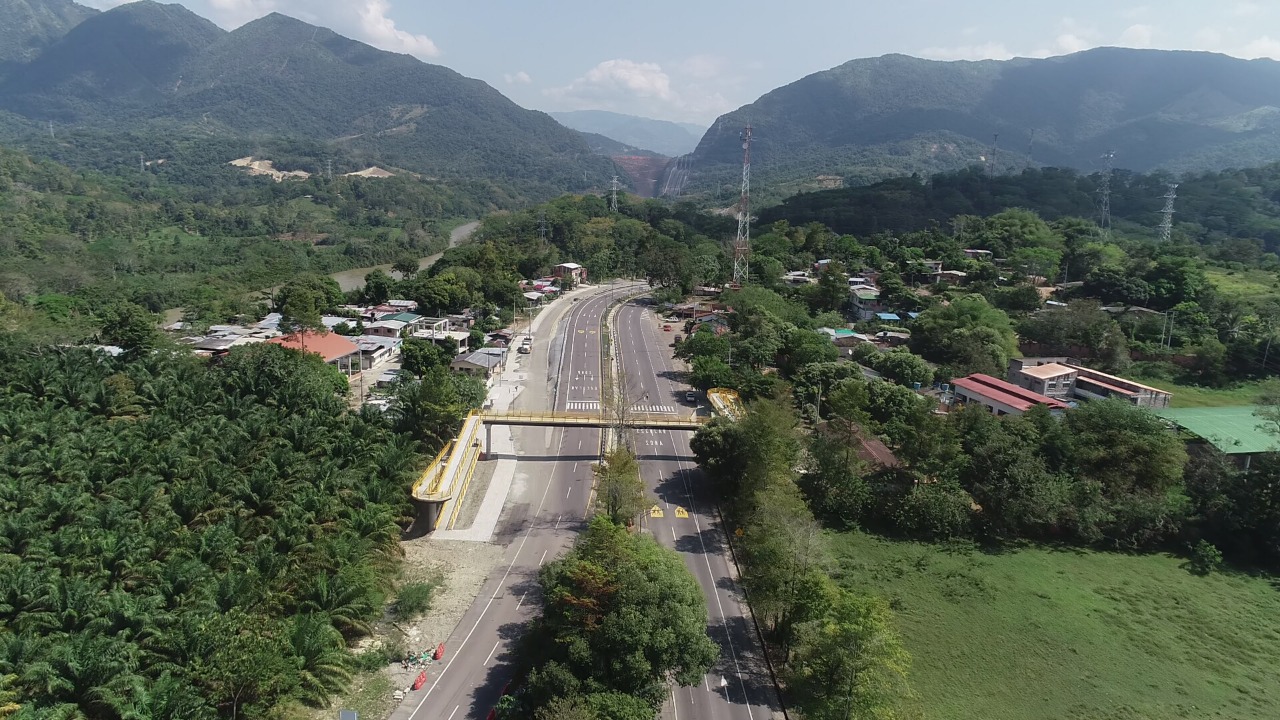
[851,288,885,321]
[813,259,833,272]
[875,312,902,323]
[355,335,401,369]
[1007,361,1077,401]
[952,373,1068,416]
[267,331,360,374]
[446,312,475,330]
[553,262,587,284]
[523,291,545,305]
[875,331,910,347]
[451,349,504,378]
[817,327,873,347]
[365,319,408,338]
[1008,357,1173,408]
[411,328,471,353]
[488,329,515,347]
[919,259,944,274]
[784,270,813,285]
[932,270,969,284]
[381,312,428,334]
[387,299,418,311]
[963,249,994,261]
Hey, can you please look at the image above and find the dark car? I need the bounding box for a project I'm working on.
[685,391,698,403]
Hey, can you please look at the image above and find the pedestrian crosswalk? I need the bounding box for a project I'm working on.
[566,401,600,411]
[632,404,676,414]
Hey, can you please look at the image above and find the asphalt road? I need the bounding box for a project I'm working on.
[615,299,781,720]
[401,283,635,720]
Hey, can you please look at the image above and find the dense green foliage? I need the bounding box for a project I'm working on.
[691,400,913,717]
[0,144,481,338]
[499,517,718,718]
[760,164,1280,257]
[0,0,95,68]
[676,48,1280,201]
[0,341,438,718]
[0,3,614,197]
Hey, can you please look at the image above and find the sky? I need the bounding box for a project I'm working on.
[83,0,1280,127]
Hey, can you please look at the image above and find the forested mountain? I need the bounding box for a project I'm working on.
[0,0,612,198]
[551,110,704,156]
[0,0,95,71]
[758,164,1280,258]
[665,49,1280,202]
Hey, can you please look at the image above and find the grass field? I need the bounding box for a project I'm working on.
[1128,366,1265,408]
[1205,267,1279,302]
[828,532,1280,720]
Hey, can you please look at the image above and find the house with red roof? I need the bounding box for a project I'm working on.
[951,373,1068,417]
[267,331,360,375]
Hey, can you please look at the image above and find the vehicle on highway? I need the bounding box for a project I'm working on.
[517,337,532,354]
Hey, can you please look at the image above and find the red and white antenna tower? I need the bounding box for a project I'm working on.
[732,124,753,286]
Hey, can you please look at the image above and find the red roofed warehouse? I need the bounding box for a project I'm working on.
[268,331,360,375]
[952,373,1068,416]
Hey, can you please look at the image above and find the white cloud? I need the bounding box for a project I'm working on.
[202,0,439,58]
[1119,24,1154,48]
[1055,33,1091,53]
[545,58,733,123]
[919,42,1013,61]
[503,71,532,85]
[1240,35,1280,59]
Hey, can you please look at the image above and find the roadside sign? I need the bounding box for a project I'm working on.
[649,505,664,518]
[340,711,359,720]
[735,528,744,537]
[675,506,689,519]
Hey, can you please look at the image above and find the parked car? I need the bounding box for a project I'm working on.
[685,391,698,403]
[663,324,672,331]
[673,335,683,343]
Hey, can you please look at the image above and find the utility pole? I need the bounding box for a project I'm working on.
[1158,183,1178,243]
[731,124,753,286]
[326,158,333,181]
[139,153,145,173]
[1098,151,1115,240]
[610,175,619,212]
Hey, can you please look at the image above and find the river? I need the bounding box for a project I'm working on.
[161,220,480,325]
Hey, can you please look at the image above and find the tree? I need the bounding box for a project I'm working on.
[866,348,934,388]
[1065,399,1187,497]
[97,301,160,354]
[279,286,324,344]
[392,255,420,279]
[401,338,455,376]
[510,518,718,716]
[689,356,736,391]
[592,448,647,526]
[194,611,299,720]
[784,591,911,720]
[909,294,1019,377]
[363,269,394,304]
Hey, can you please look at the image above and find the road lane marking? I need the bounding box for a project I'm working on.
[704,675,710,691]
[565,486,572,499]
[447,706,459,720]
[484,641,500,666]
[409,410,572,717]
[539,549,548,566]
[555,514,562,529]
[671,690,678,720]
[671,526,676,542]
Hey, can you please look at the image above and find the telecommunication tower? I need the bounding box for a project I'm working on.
[326,158,333,181]
[1097,151,1115,240]
[610,175,619,212]
[987,133,999,176]
[1158,183,1178,243]
[731,124,753,286]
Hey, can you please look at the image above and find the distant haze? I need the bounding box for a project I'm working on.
[550,110,704,157]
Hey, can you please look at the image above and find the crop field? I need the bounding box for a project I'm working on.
[828,532,1280,720]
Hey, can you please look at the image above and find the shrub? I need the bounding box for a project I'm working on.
[393,581,436,619]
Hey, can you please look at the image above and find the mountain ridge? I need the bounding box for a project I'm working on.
[0,0,612,200]
[551,109,704,156]
[665,48,1280,200]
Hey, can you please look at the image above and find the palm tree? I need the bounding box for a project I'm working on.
[0,673,21,718]
[289,614,352,707]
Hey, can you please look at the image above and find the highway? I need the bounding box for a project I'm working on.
[615,298,780,720]
[402,283,629,720]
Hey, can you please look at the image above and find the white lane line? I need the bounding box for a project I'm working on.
[516,591,527,608]
[565,486,572,499]
[539,549,548,566]
[671,690,679,720]
[446,705,459,720]
[409,417,572,717]
[484,641,500,666]
[555,514,562,529]
[671,526,677,542]
[578,438,582,449]
[704,675,710,691]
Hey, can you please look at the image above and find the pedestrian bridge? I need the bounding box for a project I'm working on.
[408,408,708,531]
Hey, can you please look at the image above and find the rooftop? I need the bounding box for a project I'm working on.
[954,373,1068,412]
[1154,406,1277,455]
[1020,362,1077,380]
[1065,364,1169,395]
[267,331,359,363]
